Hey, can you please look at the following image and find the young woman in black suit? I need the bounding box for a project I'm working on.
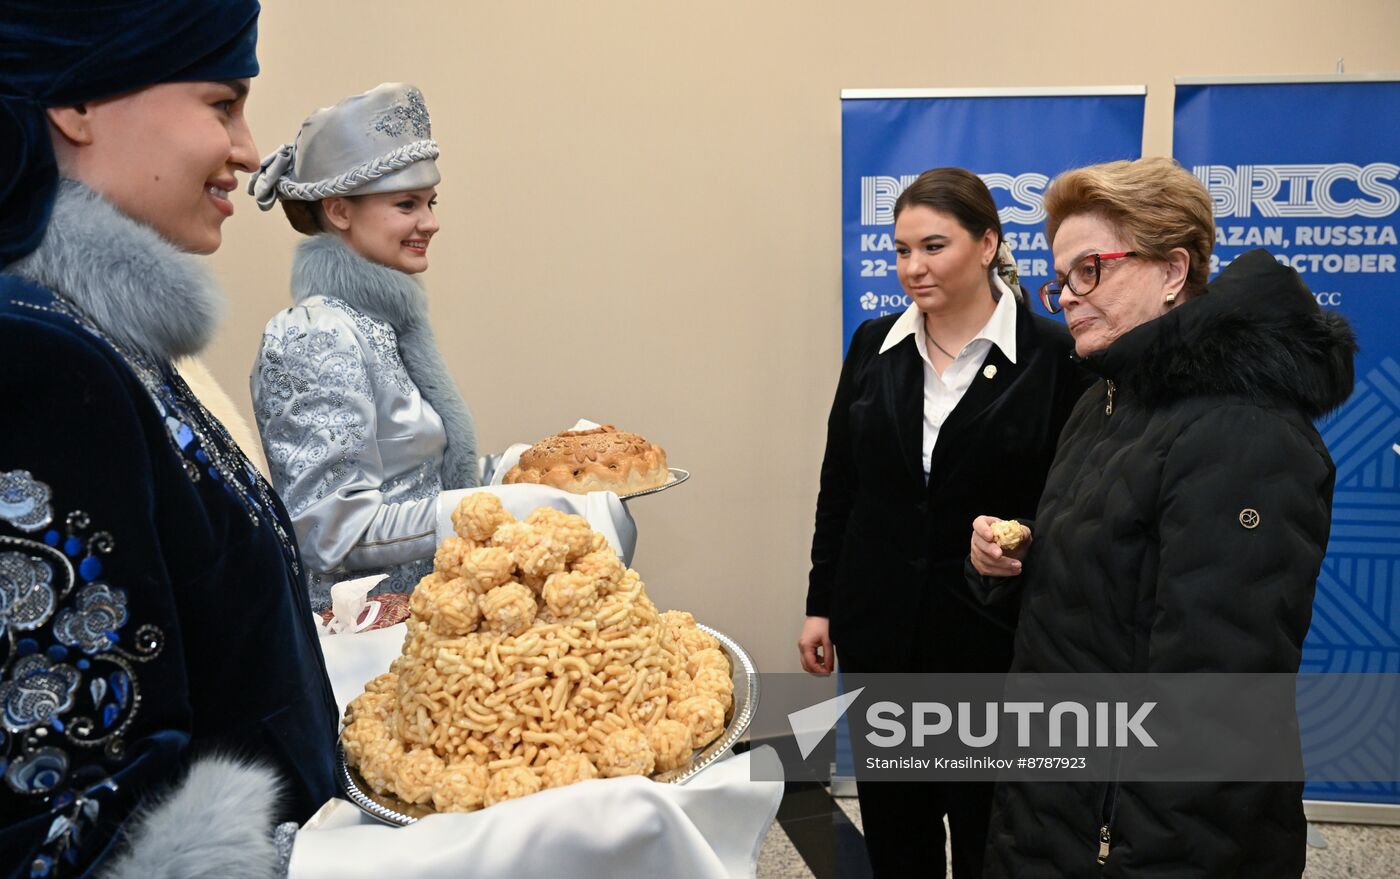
[799,167,1090,878]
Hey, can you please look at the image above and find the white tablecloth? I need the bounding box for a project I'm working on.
[299,624,783,878]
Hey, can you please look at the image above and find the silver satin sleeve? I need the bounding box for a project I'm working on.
[252,306,442,576]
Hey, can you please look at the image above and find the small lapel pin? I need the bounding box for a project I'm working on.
[983,365,998,380]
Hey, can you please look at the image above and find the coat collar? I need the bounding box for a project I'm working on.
[878,273,1021,365]
[291,232,428,332]
[1082,248,1356,418]
[5,179,222,362]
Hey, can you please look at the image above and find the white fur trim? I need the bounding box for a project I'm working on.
[7,180,222,361]
[100,756,286,879]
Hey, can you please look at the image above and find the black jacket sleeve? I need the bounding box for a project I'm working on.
[806,321,877,617]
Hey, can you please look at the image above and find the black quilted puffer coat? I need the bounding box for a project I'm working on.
[978,249,1356,878]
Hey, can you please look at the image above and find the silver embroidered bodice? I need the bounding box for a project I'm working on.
[252,295,445,610]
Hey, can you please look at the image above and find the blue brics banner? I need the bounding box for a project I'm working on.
[1174,77,1400,809]
[840,88,1147,353]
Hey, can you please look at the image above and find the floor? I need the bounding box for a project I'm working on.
[755,783,1400,878]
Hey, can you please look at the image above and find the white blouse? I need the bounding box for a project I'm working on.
[877,275,1021,478]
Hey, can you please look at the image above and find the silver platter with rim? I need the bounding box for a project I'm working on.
[617,467,689,501]
[339,623,758,827]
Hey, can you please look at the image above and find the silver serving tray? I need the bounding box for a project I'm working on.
[339,623,757,826]
[618,467,689,501]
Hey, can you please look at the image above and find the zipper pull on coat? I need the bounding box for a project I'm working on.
[1097,824,1111,864]
[1105,380,1115,416]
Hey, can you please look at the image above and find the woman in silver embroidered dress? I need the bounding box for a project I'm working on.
[249,83,478,611]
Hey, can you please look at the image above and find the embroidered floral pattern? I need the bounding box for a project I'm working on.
[370,87,431,139]
[256,322,374,513]
[0,471,54,532]
[0,470,163,876]
[321,298,414,396]
[0,654,80,733]
[53,584,128,654]
[4,746,68,794]
[0,549,60,637]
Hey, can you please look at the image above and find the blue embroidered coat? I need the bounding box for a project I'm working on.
[0,183,339,877]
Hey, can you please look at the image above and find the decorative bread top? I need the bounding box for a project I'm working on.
[504,425,668,494]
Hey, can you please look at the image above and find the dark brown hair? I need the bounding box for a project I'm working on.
[280,200,325,236]
[893,167,1003,251]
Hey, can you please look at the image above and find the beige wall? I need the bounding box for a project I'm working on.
[204,0,1400,688]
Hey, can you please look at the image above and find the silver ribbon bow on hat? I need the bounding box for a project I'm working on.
[248,143,296,211]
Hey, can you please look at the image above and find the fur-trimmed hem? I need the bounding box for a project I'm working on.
[99,756,287,879]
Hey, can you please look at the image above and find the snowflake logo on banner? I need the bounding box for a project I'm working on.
[860,292,878,311]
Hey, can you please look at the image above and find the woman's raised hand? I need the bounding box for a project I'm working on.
[970,515,1031,578]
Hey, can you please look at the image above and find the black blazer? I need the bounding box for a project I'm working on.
[807,302,1089,672]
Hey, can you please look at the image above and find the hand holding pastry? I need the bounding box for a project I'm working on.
[971,515,1031,578]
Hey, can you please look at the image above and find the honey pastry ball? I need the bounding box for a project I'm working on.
[543,570,599,618]
[598,728,656,778]
[433,536,475,577]
[670,695,726,747]
[452,492,515,543]
[480,581,538,635]
[660,610,697,629]
[692,667,734,712]
[457,546,514,594]
[991,518,1026,550]
[491,522,568,578]
[540,753,599,789]
[685,648,728,680]
[410,571,453,620]
[525,507,594,561]
[572,547,624,589]
[394,747,447,805]
[430,581,482,636]
[432,759,490,812]
[340,710,392,767]
[673,626,720,659]
[485,766,543,806]
[647,719,694,773]
[355,734,405,794]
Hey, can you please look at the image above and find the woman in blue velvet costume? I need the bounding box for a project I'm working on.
[0,3,338,876]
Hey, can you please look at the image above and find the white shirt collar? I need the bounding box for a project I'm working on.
[878,273,1020,364]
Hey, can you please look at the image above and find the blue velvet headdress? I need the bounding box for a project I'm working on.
[0,1,261,267]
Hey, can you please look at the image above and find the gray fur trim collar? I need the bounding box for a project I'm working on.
[6,179,222,361]
[291,234,478,489]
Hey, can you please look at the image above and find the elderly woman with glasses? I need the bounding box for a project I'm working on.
[969,157,1356,878]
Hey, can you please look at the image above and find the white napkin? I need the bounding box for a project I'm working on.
[289,748,783,879]
[315,575,390,637]
[318,622,409,716]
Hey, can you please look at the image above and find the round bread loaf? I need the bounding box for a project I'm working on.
[504,425,668,495]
